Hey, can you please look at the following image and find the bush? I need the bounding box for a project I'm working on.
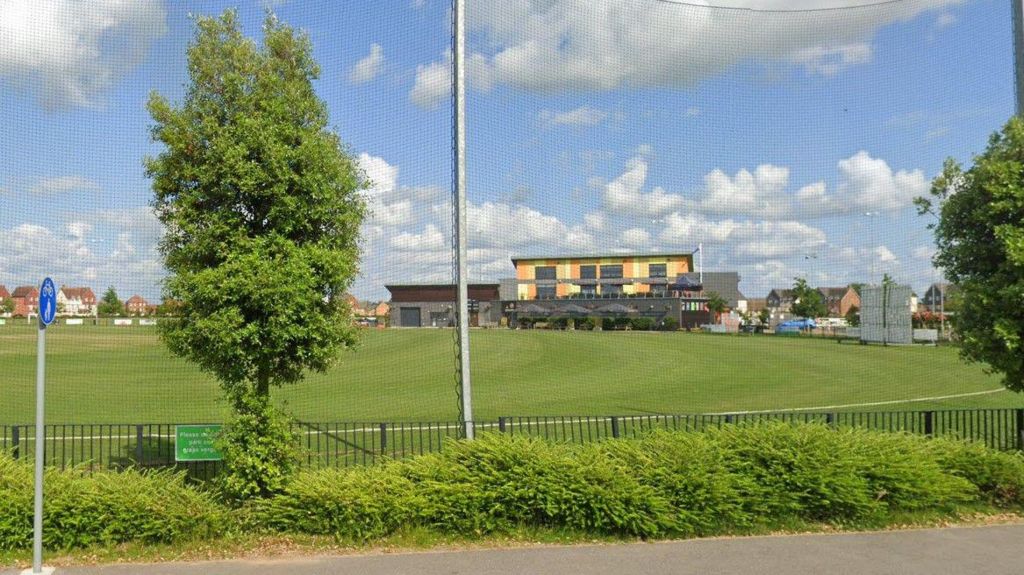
[4,425,1023,551]
[629,317,655,331]
[708,425,975,520]
[400,436,671,537]
[927,438,1024,505]
[0,456,224,551]
[577,317,596,330]
[660,317,679,331]
[217,395,299,501]
[251,464,419,540]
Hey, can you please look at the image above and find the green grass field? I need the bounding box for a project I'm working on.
[1,323,1021,424]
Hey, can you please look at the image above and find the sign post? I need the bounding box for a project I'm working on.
[27,278,56,575]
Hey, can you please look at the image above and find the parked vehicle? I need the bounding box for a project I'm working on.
[776,318,817,333]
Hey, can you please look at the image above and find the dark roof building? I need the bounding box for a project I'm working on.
[679,272,745,309]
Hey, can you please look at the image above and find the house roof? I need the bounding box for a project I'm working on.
[768,288,795,299]
[61,287,96,301]
[126,295,148,305]
[12,286,38,298]
[0,285,9,299]
[511,252,693,265]
[817,286,852,299]
[680,272,745,308]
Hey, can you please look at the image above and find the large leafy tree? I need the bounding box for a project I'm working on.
[146,11,366,496]
[97,287,124,317]
[915,117,1024,392]
[790,278,827,320]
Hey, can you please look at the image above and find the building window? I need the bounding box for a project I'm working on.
[580,265,597,279]
[649,263,667,278]
[579,285,597,298]
[600,265,623,279]
[649,284,666,297]
[603,284,623,296]
[535,266,556,280]
[536,285,557,299]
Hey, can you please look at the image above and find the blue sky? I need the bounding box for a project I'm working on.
[0,0,1015,302]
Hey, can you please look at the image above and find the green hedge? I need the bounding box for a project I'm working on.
[0,457,223,550]
[3,424,1024,551]
[256,425,1024,540]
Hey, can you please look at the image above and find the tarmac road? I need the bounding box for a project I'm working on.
[7,524,1023,575]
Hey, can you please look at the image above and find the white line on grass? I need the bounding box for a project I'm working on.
[704,388,1008,416]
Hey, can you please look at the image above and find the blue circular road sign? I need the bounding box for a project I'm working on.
[38,277,57,326]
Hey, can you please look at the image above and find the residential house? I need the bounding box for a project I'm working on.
[11,286,39,317]
[58,286,98,316]
[817,286,860,318]
[745,298,767,313]
[0,285,9,314]
[126,295,149,315]
[766,289,794,311]
[922,283,958,313]
[373,301,390,318]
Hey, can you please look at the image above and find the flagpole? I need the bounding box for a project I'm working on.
[698,243,703,285]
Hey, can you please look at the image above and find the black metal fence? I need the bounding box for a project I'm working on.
[2,408,1023,479]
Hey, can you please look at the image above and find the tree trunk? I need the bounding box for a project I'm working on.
[256,368,270,399]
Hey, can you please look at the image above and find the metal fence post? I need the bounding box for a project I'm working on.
[379,423,387,455]
[826,413,835,428]
[924,411,935,437]
[135,425,144,465]
[611,416,620,439]
[725,414,734,425]
[498,417,506,433]
[1016,409,1024,451]
[11,426,19,460]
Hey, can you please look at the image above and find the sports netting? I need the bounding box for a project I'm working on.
[1,0,1022,470]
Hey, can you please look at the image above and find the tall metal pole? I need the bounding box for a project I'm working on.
[453,0,474,439]
[698,242,703,285]
[32,319,46,573]
[1013,0,1024,115]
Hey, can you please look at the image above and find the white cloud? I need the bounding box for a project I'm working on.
[702,164,790,217]
[358,153,399,197]
[409,60,449,109]
[787,43,872,77]
[603,156,684,217]
[469,201,590,249]
[659,212,826,259]
[874,245,898,263]
[29,176,101,195]
[426,0,957,95]
[584,212,606,230]
[390,223,445,251]
[837,150,929,211]
[0,210,165,299]
[912,245,935,261]
[0,0,167,109]
[409,52,493,109]
[621,227,651,247]
[539,105,608,127]
[348,43,384,84]
[935,12,957,29]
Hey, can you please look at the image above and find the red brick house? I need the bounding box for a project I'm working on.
[11,286,39,317]
[126,295,149,316]
[817,286,860,317]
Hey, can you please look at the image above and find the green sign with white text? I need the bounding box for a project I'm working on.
[175,425,223,462]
